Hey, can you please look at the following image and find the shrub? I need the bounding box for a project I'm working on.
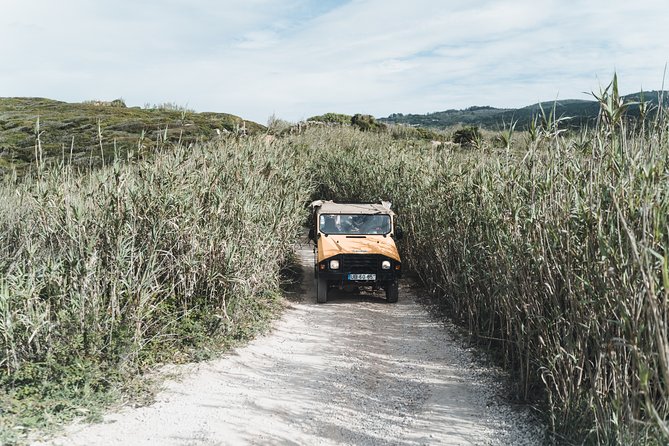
[451,126,481,146]
[351,114,386,132]
[307,113,352,125]
[388,124,444,141]
[266,114,293,135]
[110,98,127,108]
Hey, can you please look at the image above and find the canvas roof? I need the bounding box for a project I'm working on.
[310,200,395,216]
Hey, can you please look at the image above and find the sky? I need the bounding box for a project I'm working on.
[1,0,668,124]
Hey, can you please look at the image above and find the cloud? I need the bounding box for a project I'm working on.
[234,31,280,49]
[1,0,668,122]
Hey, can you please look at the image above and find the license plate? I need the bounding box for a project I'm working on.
[348,273,376,281]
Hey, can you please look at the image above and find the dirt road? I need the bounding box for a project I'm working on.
[38,243,542,445]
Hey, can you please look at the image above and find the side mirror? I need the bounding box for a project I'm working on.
[308,228,316,242]
[394,226,404,240]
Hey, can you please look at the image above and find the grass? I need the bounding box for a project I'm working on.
[2,79,669,444]
[0,134,312,444]
[0,97,266,175]
[292,87,669,443]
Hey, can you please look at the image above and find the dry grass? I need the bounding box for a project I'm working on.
[295,87,669,443]
[0,135,312,441]
[2,78,669,444]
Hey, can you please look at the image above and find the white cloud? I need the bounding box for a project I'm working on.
[1,0,668,122]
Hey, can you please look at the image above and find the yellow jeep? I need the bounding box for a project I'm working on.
[308,200,403,303]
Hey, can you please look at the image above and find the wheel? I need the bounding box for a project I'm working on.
[317,277,328,303]
[386,281,398,303]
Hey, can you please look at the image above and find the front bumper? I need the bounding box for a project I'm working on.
[315,254,402,283]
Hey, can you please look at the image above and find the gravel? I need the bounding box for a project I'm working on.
[36,243,545,446]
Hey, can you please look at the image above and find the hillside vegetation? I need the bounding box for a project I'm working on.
[380,90,667,130]
[0,97,264,175]
[2,78,669,444]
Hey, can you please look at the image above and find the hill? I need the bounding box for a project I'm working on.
[379,91,668,130]
[0,97,265,174]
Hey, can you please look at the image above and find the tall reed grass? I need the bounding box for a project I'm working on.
[296,100,669,443]
[3,81,669,444]
[0,136,312,439]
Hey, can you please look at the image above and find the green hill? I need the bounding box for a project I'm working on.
[379,91,668,130]
[0,97,265,174]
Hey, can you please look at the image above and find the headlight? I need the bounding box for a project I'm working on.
[329,260,340,270]
[381,260,391,270]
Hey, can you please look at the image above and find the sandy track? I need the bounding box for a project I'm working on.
[37,243,541,446]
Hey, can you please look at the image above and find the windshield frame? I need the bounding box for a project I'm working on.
[318,213,392,236]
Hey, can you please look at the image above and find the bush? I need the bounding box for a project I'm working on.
[307,113,352,125]
[452,126,481,146]
[351,114,386,132]
[110,98,127,108]
[389,125,444,141]
[266,114,293,135]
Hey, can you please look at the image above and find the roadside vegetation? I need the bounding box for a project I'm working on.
[296,78,669,444]
[2,76,669,444]
[0,136,311,443]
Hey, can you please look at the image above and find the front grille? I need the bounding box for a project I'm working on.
[339,254,382,273]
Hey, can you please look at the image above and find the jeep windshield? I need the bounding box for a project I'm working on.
[319,214,391,235]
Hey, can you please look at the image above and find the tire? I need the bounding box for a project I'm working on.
[386,281,399,303]
[317,277,328,303]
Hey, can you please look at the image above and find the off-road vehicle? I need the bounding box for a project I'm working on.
[308,200,403,303]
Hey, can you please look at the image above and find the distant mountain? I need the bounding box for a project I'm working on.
[379,91,668,130]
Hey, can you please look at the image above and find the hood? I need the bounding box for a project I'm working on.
[318,234,401,262]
